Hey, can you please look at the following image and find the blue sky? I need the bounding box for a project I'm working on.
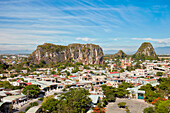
[0,0,170,54]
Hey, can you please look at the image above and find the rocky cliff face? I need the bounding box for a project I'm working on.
[135,42,158,59]
[28,43,104,65]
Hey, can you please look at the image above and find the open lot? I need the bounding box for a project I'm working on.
[106,98,153,113]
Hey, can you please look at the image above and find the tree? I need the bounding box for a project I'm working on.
[29,102,38,106]
[42,95,58,113]
[62,88,67,92]
[156,77,170,97]
[42,88,92,113]
[107,94,116,102]
[155,100,170,113]
[2,81,13,89]
[143,107,155,113]
[71,69,79,73]
[144,90,160,103]
[51,71,56,74]
[102,97,108,107]
[22,85,40,98]
[139,84,154,91]
[116,88,128,98]
[120,69,125,73]
[118,82,133,89]
[10,74,15,78]
[100,85,116,102]
[59,88,92,113]
[134,62,141,69]
[156,72,163,76]
[65,71,70,76]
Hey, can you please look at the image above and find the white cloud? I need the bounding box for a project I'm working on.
[76,37,96,42]
[113,38,118,41]
[0,28,70,35]
[132,38,170,44]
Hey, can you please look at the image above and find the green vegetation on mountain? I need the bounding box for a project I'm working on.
[29,43,104,65]
[38,43,67,53]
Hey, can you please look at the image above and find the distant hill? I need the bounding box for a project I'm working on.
[0,50,33,55]
[113,50,127,58]
[104,46,170,55]
[134,42,158,60]
[104,42,160,60]
[155,46,170,55]
[104,50,127,59]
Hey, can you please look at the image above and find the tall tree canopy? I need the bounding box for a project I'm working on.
[42,88,92,113]
[22,85,40,98]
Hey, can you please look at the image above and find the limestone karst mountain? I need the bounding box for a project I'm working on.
[28,43,104,65]
[134,42,158,60]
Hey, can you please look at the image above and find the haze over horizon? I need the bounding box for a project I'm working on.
[0,0,170,54]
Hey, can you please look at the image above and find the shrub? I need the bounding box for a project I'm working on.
[25,106,31,112]
[125,107,130,113]
[62,88,67,92]
[54,93,58,95]
[29,102,38,107]
[118,102,126,108]
[19,112,25,113]
[38,97,44,101]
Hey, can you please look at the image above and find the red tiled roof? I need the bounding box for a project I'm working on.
[69,75,77,77]
[144,79,156,81]
[110,72,119,74]
[53,75,57,77]
[61,78,66,80]
[26,83,32,85]
[16,79,20,82]
[133,77,137,79]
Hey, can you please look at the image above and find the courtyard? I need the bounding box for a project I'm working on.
[106,98,153,113]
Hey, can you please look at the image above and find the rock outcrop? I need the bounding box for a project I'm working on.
[28,43,104,65]
[135,42,158,59]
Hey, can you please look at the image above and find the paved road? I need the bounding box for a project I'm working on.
[13,99,42,113]
[13,90,64,113]
[106,98,153,113]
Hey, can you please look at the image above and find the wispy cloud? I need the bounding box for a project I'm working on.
[0,28,71,35]
[76,37,96,42]
[132,38,170,44]
[113,38,118,41]
[0,0,169,53]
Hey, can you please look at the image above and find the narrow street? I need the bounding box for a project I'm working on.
[13,89,64,113]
